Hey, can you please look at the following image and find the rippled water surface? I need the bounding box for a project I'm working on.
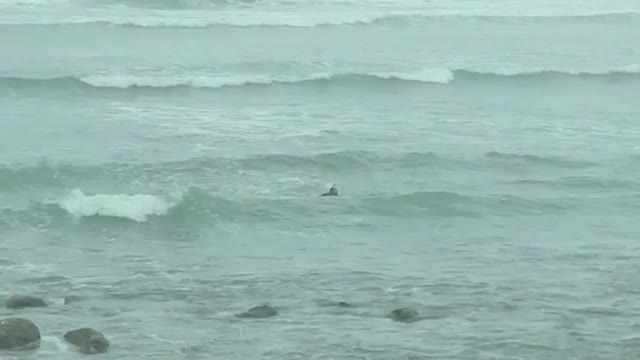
[1,0,640,359]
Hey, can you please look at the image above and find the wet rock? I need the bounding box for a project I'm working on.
[390,307,419,323]
[64,328,110,354]
[235,305,278,318]
[0,317,41,350]
[6,295,47,309]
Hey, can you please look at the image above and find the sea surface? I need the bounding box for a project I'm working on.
[1,0,640,359]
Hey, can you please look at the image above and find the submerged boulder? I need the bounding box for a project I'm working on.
[6,295,47,309]
[0,317,41,350]
[389,307,420,323]
[235,305,278,318]
[64,328,110,354]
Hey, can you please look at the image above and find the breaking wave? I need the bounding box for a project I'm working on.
[2,10,640,28]
[4,186,585,228]
[0,150,598,191]
[0,149,630,228]
[58,189,185,222]
[1,66,639,93]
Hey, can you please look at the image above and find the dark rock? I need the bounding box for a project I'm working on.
[64,328,109,354]
[390,307,419,323]
[0,317,41,350]
[6,295,47,309]
[235,305,278,318]
[337,301,353,308]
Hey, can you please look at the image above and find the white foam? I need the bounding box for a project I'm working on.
[78,69,456,89]
[1,1,639,28]
[42,335,70,352]
[59,189,183,222]
[78,72,333,89]
[0,9,411,27]
[3,262,56,275]
[104,11,401,28]
[474,64,640,76]
[60,64,640,90]
[373,68,455,84]
[0,0,71,5]
[1,0,639,28]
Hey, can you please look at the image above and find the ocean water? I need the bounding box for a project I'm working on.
[1,0,640,358]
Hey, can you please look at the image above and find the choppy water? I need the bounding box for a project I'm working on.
[1,0,640,359]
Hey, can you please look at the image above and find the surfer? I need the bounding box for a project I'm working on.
[321,184,339,197]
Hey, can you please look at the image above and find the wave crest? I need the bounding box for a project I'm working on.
[483,151,596,169]
[78,72,337,89]
[10,186,580,229]
[2,10,640,28]
[76,69,457,89]
[1,66,639,93]
[59,189,184,222]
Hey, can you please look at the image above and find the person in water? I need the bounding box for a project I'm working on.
[321,184,339,196]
